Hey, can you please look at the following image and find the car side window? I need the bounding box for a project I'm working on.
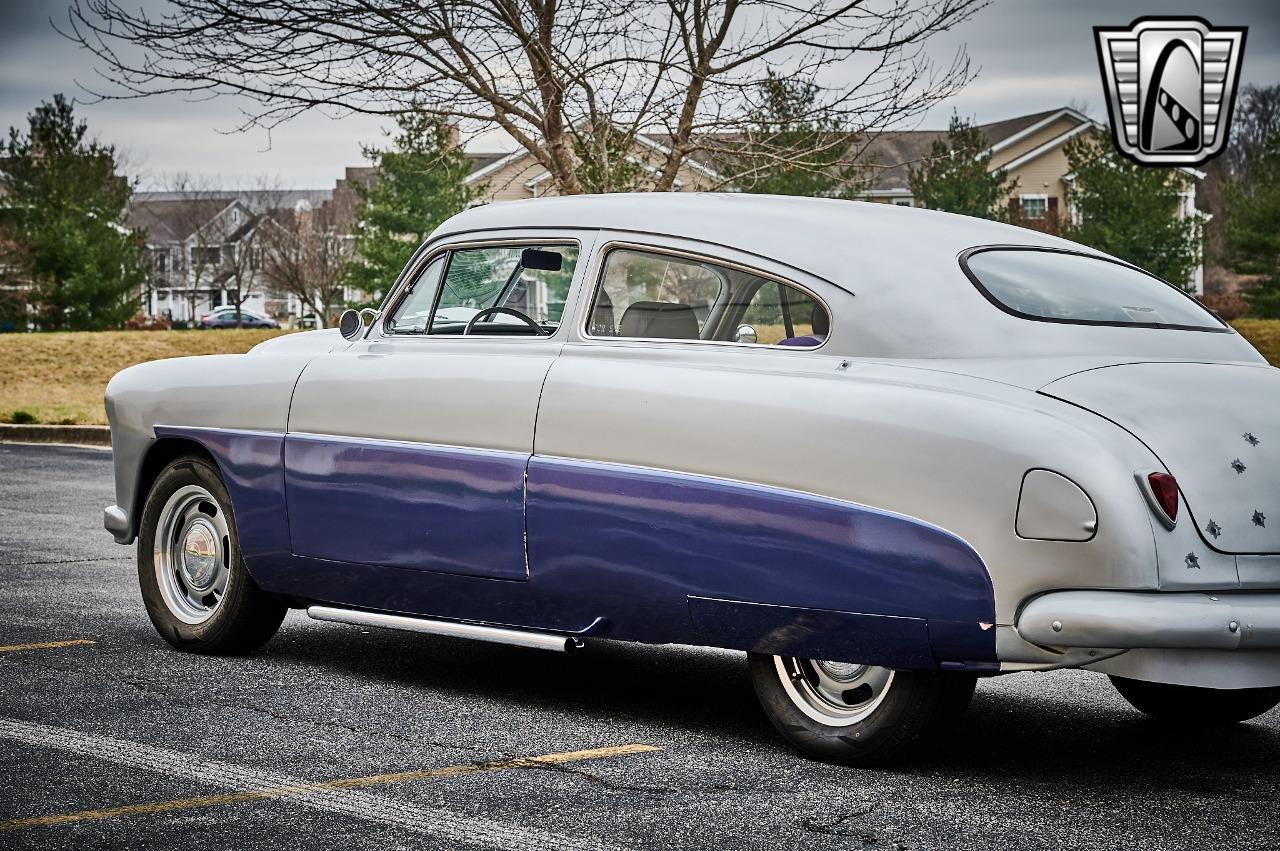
[384,255,447,335]
[430,244,578,335]
[588,248,724,339]
[731,279,828,346]
[587,247,828,347]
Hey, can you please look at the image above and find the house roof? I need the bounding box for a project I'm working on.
[128,190,335,245]
[979,108,1070,150]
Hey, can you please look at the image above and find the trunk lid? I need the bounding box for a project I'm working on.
[1041,361,1280,554]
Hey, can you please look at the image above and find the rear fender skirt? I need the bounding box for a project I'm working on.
[526,456,997,664]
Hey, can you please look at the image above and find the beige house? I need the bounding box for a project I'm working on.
[862,106,1204,292]
[460,133,722,201]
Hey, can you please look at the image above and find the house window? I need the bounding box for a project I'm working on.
[893,199,913,207]
[1020,194,1048,220]
[191,246,221,266]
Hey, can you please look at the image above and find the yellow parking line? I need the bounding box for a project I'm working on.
[0,639,95,654]
[0,743,658,831]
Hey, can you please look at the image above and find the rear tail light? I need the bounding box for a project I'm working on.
[1147,472,1179,526]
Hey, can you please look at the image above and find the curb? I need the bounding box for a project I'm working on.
[0,424,111,447]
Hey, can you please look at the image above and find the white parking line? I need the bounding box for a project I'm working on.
[0,718,637,850]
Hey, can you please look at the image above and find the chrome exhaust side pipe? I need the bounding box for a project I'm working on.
[306,605,583,653]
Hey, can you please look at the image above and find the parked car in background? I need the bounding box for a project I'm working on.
[104,194,1280,765]
[200,307,280,329]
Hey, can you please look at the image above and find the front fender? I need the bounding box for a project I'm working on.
[104,353,315,543]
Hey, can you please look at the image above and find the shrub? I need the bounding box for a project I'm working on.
[6,409,37,424]
[1199,292,1250,321]
[124,312,173,331]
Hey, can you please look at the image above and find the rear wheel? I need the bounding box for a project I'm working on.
[138,455,286,654]
[1110,676,1280,725]
[749,653,976,765]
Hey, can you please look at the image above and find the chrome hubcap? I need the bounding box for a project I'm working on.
[775,656,895,726]
[154,485,231,624]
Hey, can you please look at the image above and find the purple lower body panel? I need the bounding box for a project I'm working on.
[687,596,935,668]
[283,433,529,581]
[152,428,997,668]
[525,456,997,665]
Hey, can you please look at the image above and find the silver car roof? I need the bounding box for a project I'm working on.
[432,194,1261,364]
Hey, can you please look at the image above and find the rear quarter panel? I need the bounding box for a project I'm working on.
[532,343,1165,661]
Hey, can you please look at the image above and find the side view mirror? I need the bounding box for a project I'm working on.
[339,308,380,341]
[734,324,757,344]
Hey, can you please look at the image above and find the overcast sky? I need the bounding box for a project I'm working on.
[1,0,1276,190]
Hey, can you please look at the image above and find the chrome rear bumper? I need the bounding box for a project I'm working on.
[1017,590,1280,650]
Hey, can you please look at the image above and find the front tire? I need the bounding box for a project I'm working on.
[138,455,286,654]
[1110,676,1280,725]
[749,654,976,765]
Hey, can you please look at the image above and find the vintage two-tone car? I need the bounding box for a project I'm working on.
[105,194,1280,765]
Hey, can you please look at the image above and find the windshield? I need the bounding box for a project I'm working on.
[961,248,1224,331]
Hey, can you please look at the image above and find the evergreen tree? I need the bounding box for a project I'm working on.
[1223,137,1280,316]
[572,123,649,194]
[344,111,474,302]
[1061,133,1202,290]
[1,95,143,330]
[908,114,1016,219]
[724,72,862,198]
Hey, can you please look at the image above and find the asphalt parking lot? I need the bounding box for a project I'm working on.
[1,442,1278,850]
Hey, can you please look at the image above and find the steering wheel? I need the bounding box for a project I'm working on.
[463,306,549,336]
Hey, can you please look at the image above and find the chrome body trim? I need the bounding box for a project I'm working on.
[306,605,584,652]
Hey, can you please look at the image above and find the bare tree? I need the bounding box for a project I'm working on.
[65,1,984,193]
[216,182,282,328]
[260,203,350,328]
[156,173,223,324]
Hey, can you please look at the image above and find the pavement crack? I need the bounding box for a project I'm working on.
[515,760,676,795]
[797,804,879,840]
[109,668,488,755]
[2,556,132,567]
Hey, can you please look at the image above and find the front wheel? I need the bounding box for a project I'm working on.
[748,654,976,766]
[1110,676,1280,725]
[138,455,286,654]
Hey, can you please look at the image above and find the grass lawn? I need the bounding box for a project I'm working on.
[0,329,291,425]
[1232,319,1280,366]
[1,322,1277,426]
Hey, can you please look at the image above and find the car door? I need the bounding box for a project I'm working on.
[284,232,593,581]
[526,237,853,632]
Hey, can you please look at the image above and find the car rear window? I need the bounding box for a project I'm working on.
[960,247,1225,331]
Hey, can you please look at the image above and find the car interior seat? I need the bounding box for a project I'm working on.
[617,301,700,340]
